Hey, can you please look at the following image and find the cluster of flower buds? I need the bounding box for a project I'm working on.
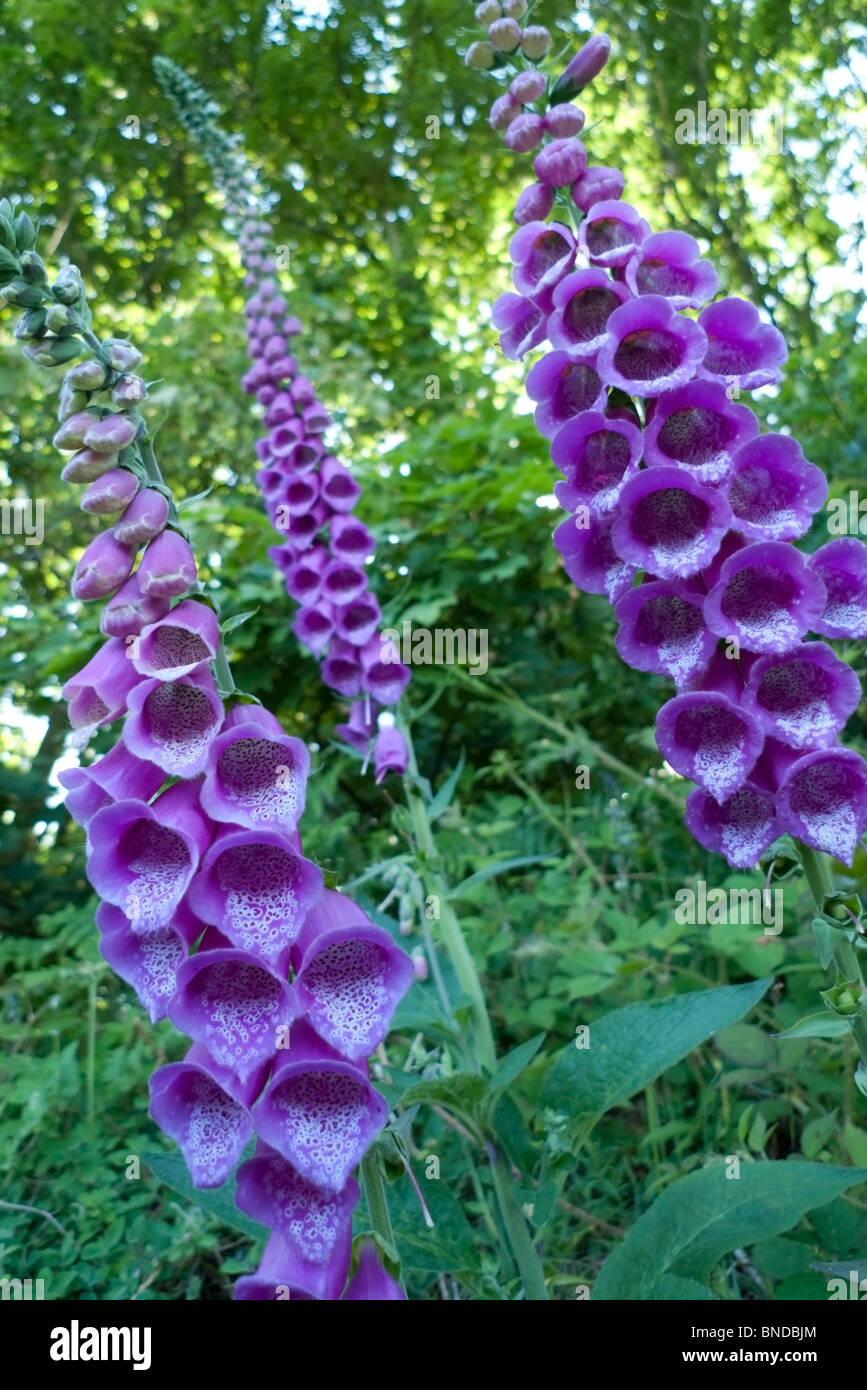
[466,0,552,71]
[474,32,867,869]
[2,207,412,1299]
[153,58,411,782]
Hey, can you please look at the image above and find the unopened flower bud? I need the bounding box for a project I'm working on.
[53,411,102,451]
[66,358,108,391]
[52,265,85,305]
[111,374,147,406]
[19,250,48,284]
[83,413,138,454]
[80,468,140,515]
[551,32,612,101]
[545,103,586,138]
[490,93,520,130]
[1,279,44,307]
[71,529,136,600]
[475,1,501,22]
[514,182,555,225]
[61,448,119,484]
[510,70,546,104]
[137,529,197,599]
[502,0,527,16]
[13,308,47,340]
[24,336,82,366]
[521,25,550,59]
[489,17,522,52]
[45,303,77,333]
[58,383,89,421]
[114,487,169,546]
[412,952,429,982]
[466,40,497,68]
[102,338,142,372]
[504,113,545,152]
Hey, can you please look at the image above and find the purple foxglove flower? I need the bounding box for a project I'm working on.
[123,669,224,777]
[491,94,521,132]
[656,690,764,802]
[168,947,297,1080]
[53,410,102,451]
[525,350,606,438]
[133,599,220,680]
[335,700,379,751]
[726,434,827,542]
[551,410,642,516]
[80,468,140,516]
[62,637,143,732]
[552,511,635,602]
[513,182,555,226]
[808,539,867,639]
[97,903,188,1023]
[359,637,412,706]
[577,200,649,269]
[71,529,136,600]
[521,25,551,60]
[113,487,170,547]
[552,32,611,101]
[492,291,547,360]
[334,592,382,647]
[137,529,197,599]
[509,221,577,305]
[200,703,310,833]
[59,740,165,828]
[188,827,322,970]
[278,473,321,517]
[329,515,375,563]
[321,457,362,514]
[741,642,860,750]
[87,781,211,932]
[642,379,759,485]
[624,230,718,309]
[572,165,625,212]
[488,16,522,52]
[235,1149,359,1298]
[82,412,138,455]
[505,113,546,153]
[343,1240,406,1301]
[293,602,335,656]
[546,268,630,358]
[285,544,329,604]
[598,295,708,396]
[264,390,295,426]
[61,447,121,484]
[373,723,410,783]
[614,580,716,686]
[321,638,364,698]
[290,374,316,407]
[776,748,867,864]
[149,1044,268,1188]
[234,1230,350,1302]
[684,783,781,869]
[253,1020,388,1192]
[302,402,331,435]
[320,560,369,607]
[275,504,327,551]
[292,889,413,1060]
[99,576,169,642]
[510,70,546,105]
[545,104,586,139]
[703,540,827,654]
[611,466,731,580]
[533,138,587,189]
[697,298,788,391]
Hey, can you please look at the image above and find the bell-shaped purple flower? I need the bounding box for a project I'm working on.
[168,947,297,1081]
[726,434,827,541]
[656,689,764,802]
[642,379,759,485]
[187,827,323,971]
[742,642,860,750]
[776,748,867,864]
[87,780,211,932]
[334,593,382,647]
[97,902,189,1024]
[525,350,606,439]
[572,165,625,212]
[546,268,630,358]
[71,529,136,601]
[100,574,171,640]
[577,200,648,268]
[133,599,220,680]
[59,739,165,829]
[360,637,412,707]
[293,889,414,1061]
[684,783,781,869]
[808,539,867,639]
[234,1230,350,1302]
[551,410,642,515]
[343,1240,406,1301]
[374,723,410,783]
[113,487,170,547]
[703,540,827,655]
[284,545,329,604]
[329,516,376,564]
[697,297,788,391]
[235,1148,359,1298]
[321,457,362,514]
[137,529,197,599]
[509,221,577,306]
[123,669,224,777]
[624,231,718,309]
[335,700,379,752]
[62,637,143,733]
[614,580,715,686]
[322,638,364,697]
[598,295,708,396]
[253,1021,388,1192]
[320,560,369,607]
[200,704,310,833]
[293,602,335,656]
[80,468,139,516]
[553,511,635,602]
[149,1043,268,1188]
[611,466,732,580]
[492,291,547,360]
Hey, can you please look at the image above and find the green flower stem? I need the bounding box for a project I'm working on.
[485,1141,549,1301]
[399,719,496,1073]
[360,1150,404,1289]
[798,843,867,1064]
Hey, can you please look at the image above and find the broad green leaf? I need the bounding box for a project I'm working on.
[489,1032,546,1098]
[220,608,259,635]
[541,978,772,1142]
[775,1012,853,1040]
[144,1151,264,1241]
[594,1160,867,1300]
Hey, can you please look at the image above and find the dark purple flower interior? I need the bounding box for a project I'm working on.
[634,258,696,298]
[119,819,190,927]
[729,466,797,527]
[144,682,218,753]
[657,406,735,466]
[555,361,602,415]
[217,738,303,822]
[563,286,622,342]
[703,335,760,376]
[632,487,709,556]
[586,217,635,256]
[214,841,307,951]
[147,624,210,671]
[614,329,682,384]
[720,565,798,637]
[573,429,632,491]
[526,229,571,282]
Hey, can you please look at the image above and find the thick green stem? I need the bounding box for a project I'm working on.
[485,1142,549,1301]
[360,1150,404,1288]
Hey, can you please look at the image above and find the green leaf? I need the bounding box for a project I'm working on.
[220,608,259,635]
[399,1072,488,1120]
[144,1151,264,1241]
[541,978,772,1142]
[775,1012,853,1040]
[489,1033,546,1098]
[448,853,558,899]
[427,747,465,820]
[594,1160,867,1300]
[843,1118,867,1168]
[812,916,840,970]
[177,485,214,512]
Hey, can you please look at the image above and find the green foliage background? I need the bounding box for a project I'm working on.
[1,0,866,1300]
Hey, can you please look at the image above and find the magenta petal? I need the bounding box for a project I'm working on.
[551,409,642,515]
[624,230,718,309]
[808,539,867,639]
[59,740,165,828]
[123,669,224,777]
[684,783,781,869]
[168,948,297,1080]
[697,297,788,391]
[234,1229,351,1301]
[526,350,606,439]
[727,434,827,541]
[642,380,759,485]
[612,466,731,580]
[62,638,143,733]
[133,599,220,680]
[554,511,635,602]
[200,719,309,833]
[149,1046,266,1188]
[743,642,861,750]
[776,748,867,864]
[343,1240,406,1301]
[614,580,715,686]
[547,269,630,358]
[703,540,827,655]
[598,295,708,396]
[235,1151,359,1288]
[97,903,187,1023]
[656,690,764,802]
